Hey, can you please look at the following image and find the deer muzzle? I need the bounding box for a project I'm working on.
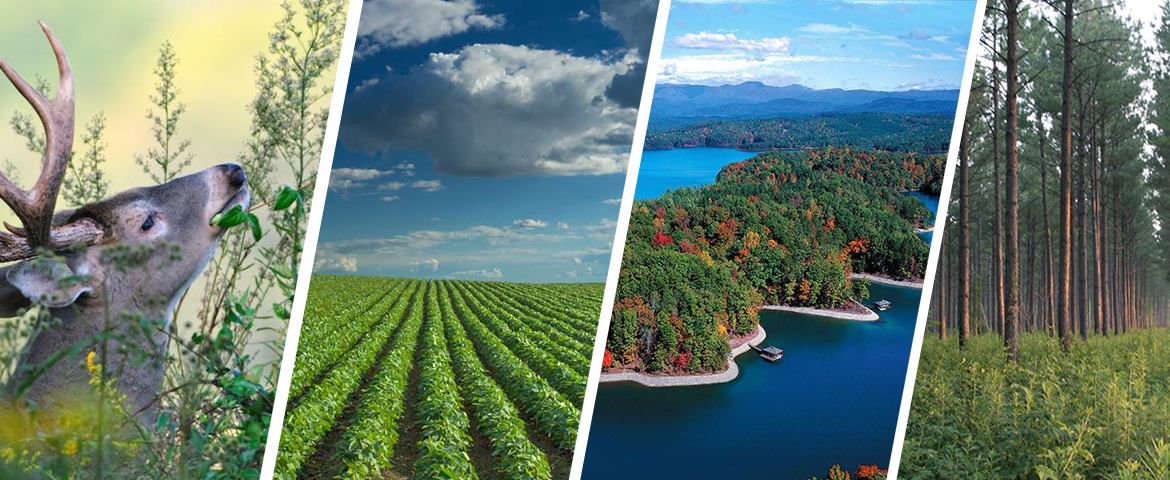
[215,163,250,216]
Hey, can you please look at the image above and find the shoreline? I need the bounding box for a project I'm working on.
[598,325,767,387]
[599,294,887,388]
[760,299,879,322]
[851,272,925,289]
[644,145,809,153]
[915,225,934,234]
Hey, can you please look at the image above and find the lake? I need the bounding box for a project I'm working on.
[903,190,939,244]
[582,284,922,479]
[904,190,939,218]
[583,146,938,479]
[634,148,762,199]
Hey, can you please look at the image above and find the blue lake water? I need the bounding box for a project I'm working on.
[583,146,938,480]
[582,284,922,479]
[903,191,938,244]
[904,190,939,218]
[634,148,761,199]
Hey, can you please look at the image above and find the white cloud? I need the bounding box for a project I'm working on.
[673,0,775,3]
[797,23,870,35]
[656,53,848,86]
[896,80,959,91]
[313,221,616,279]
[341,44,638,177]
[449,268,503,279]
[356,0,504,55]
[572,10,590,21]
[314,254,358,272]
[668,32,790,54]
[584,218,619,239]
[910,53,960,61]
[603,198,623,205]
[413,257,441,272]
[324,224,577,254]
[333,168,386,181]
[411,180,444,192]
[392,163,416,176]
[381,196,400,202]
[330,167,418,191]
[882,40,926,51]
[330,167,390,190]
[557,222,571,230]
[511,218,548,229]
[598,0,657,107]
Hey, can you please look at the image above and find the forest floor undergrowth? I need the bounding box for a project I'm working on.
[900,330,1170,480]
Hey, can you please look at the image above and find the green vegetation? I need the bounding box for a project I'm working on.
[902,332,1170,480]
[915,1,1170,479]
[806,464,889,480]
[605,147,939,374]
[644,113,953,153]
[0,2,345,478]
[276,276,602,480]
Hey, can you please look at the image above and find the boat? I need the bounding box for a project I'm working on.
[875,299,891,311]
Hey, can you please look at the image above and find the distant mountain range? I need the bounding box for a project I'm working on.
[650,82,960,118]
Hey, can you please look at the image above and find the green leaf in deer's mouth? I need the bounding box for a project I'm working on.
[211,205,248,227]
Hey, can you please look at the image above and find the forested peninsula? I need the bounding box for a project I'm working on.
[605,147,942,374]
[644,113,954,153]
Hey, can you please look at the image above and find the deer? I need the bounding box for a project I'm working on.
[0,22,250,422]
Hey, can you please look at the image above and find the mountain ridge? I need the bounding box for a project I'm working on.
[651,82,960,118]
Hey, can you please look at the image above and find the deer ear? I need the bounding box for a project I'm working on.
[6,256,93,308]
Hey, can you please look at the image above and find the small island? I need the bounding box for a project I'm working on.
[603,147,939,377]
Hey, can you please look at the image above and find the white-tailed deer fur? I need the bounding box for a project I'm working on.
[0,22,250,421]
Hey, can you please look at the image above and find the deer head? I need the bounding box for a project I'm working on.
[0,23,250,421]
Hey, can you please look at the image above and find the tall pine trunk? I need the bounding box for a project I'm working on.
[1076,92,1089,340]
[1003,0,1020,362]
[1058,0,1074,352]
[1038,111,1056,336]
[939,239,947,340]
[991,14,1006,336]
[1093,117,1105,337]
[959,114,972,349]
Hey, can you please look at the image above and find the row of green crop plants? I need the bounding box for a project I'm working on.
[275,276,603,479]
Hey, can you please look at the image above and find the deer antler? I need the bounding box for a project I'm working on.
[0,22,103,262]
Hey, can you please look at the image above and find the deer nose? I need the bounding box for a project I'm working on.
[221,163,246,188]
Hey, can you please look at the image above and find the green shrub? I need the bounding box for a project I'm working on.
[901,331,1170,480]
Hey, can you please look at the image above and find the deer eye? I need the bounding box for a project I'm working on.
[141,214,155,231]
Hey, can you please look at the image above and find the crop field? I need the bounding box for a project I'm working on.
[275,275,603,479]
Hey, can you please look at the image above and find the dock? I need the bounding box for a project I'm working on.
[751,344,784,362]
[875,299,891,311]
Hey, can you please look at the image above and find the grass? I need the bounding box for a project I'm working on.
[900,330,1170,480]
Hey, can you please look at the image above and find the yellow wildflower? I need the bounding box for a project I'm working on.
[86,351,98,374]
[62,440,77,456]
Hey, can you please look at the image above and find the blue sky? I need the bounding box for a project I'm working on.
[659,0,977,90]
[312,0,656,282]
